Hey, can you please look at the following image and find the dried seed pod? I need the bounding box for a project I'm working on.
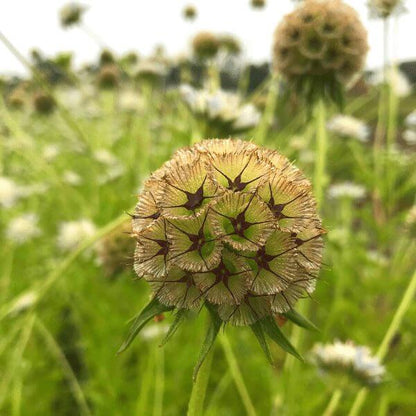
[59,2,85,28]
[251,0,266,9]
[273,0,368,105]
[192,32,220,60]
[33,91,55,114]
[132,139,324,324]
[97,64,120,89]
[183,4,197,20]
[368,0,404,18]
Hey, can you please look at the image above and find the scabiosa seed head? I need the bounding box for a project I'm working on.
[273,0,368,106]
[183,4,197,20]
[97,64,120,89]
[368,0,405,18]
[192,32,220,60]
[59,2,85,28]
[219,35,242,55]
[251,0,266,9]
[132,139,324,326]
[312,340,385,387]
[33,92,55,114]
[99,49,115,66]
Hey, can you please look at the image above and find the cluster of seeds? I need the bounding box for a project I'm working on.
[132,139,324,326]
[273,0,368,101]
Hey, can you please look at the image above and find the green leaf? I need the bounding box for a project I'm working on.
[192,303,222,381]
[117,298,174,354]
[283,309,319,332]
[250,321,273,365]
[260,316,303,361]
[159,309,189,347]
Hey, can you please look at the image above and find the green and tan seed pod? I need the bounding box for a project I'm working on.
[251,0,266,9]
[183,4,197,20]
[132,139,324,325]
[368,0,404,18]
[33,91,55,114]
[96,220,136,279]
[59,2,85,28]
[97,64,120,89]
[192,32,220,60]
[273,0,369,105]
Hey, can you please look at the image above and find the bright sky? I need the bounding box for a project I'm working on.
[0,0,415,75]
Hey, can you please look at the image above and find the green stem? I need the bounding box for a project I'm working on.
[219,333,257,416]
[313,99,328,208]
[347,268,416,416]
[256,74,279,145]
[187,347,214,416]
[153,346,165,416]
[322,389,342,416]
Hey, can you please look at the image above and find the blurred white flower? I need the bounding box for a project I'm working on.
[371,68,412,97]
[367,250,389,266]
[93,149,119,166]
[403,129,416,145]
[98,164,125,185]
[119,90,144,112]
[140,324,169,341]
[0,176,22,208]
[179,84,261,131]
[405,205,416,229]
[63,170,83,186]
[6,213,41,244]
[405,110,416,129]
[327,114,370,142]
[312,340,385,386]
[328,182,366,200]
[57,219,96,251]
[43,144,61,162]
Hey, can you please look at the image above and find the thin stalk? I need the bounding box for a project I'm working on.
[136,346,154,416]
[153,346,165,416]
[347,268,416,416]
[256,74,279,145]
[35,318,92,416]
[313,99,328,208]
[187,347,214,416]
[322,389,342,416]
[80,23,108,49]
[219,333,257,416]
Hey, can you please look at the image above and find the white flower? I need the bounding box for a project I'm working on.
[119,90,144,112]
[370,68,412,98]
[57,219,96,251]
[140,324,169,341]
[233,104,261,130]
[327,115,370,142]
[328,182,366,200]
[6,213,41,244]
[312,340,385,386]
[0,177,22,208]
[97,164,125,185]
[367,250,388,266]
[43,144,61,161]
[179,85,261,130]
[403,130,416,145]
[63,170,83,186]
[93,149,119,166]
[405,110,416,129]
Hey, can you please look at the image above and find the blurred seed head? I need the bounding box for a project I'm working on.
[311,340,385,387]
[183,4,197,20]
[59,2,85,28]
[7,87,26,110]
[192,32,220,60]
[96,220,136,279]
[273,0,369,105]
[368,0,405,18]
[97,64,120,89]
[219,35,242,56]
[251,0,266,9]
[99,49,116,66]
[33,91,55,114]
[132,139,324,326]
